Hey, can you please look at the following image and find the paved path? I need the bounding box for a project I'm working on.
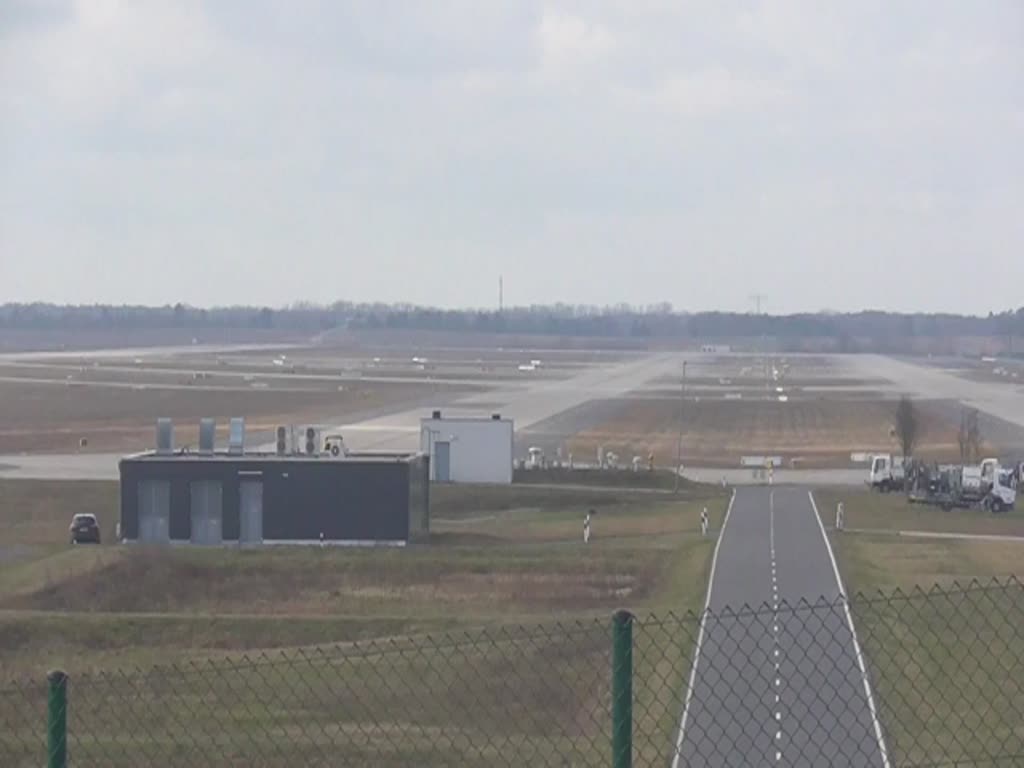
[0,453,123,480]
[683,467,866,487]
[674,487,888,767]
[842,527,1024,544]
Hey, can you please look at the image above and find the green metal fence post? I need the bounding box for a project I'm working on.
[47,669,67,768]
[612,609,634,768]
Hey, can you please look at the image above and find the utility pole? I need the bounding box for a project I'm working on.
[674,359,687,493]
[750,293,769,391]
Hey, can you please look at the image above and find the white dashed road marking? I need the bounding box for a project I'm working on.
[770,491,783,762]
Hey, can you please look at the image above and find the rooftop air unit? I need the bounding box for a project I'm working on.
[198,419,216,454]
[228,417,245,455]
[156,418,174,455]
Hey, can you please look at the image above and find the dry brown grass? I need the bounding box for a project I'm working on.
[0,477,725,640]
[567,396,975,468]
[0,492,722,618]
[0,476,725,749]
[0,378,454,452]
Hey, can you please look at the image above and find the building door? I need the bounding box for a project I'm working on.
[434,441,451,483]
[137,480,170,543]
[239,480,263,545]
[190,481,223,545]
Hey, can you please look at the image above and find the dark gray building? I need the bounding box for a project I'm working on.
[119,451,429,546]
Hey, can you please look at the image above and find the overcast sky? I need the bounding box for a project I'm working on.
[1,1,1022,314]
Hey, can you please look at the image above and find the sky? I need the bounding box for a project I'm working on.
[1,1,1022,314]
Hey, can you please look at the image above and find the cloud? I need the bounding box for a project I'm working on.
[0,1,1021,313]
[536,8,614,75]
[644,67,789,116]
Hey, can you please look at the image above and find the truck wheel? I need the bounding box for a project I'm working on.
[330,445,340,457]
[991,499,1005,514]
[880,480,890,493]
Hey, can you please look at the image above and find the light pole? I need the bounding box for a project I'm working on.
[674,359,687,493]
[426,428,440,481]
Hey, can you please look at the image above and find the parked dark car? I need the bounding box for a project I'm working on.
[69,513,101,544]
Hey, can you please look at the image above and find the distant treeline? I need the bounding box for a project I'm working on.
[2,302,1023,349]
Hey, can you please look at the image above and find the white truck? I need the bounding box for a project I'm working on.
[982,467,1016,513]
[959,458,1001,502]
[907,457,1016,512]
[868,454,906,492]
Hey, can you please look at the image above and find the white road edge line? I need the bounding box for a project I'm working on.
[808,491,892,768]
[671,489,737,768]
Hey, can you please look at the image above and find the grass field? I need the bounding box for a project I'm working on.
[566,397,972,469]
[0,477,726,765]
[815,489,1024,593]
[0,377,455,453]
[815,490,1024,767]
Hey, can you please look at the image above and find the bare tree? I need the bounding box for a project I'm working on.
[958,408,982,464]
[893,396,921,462]
[968,409,982,463]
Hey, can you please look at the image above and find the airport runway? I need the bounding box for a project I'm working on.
[674,487,887,767]
[295,352,684,453]
[850,354,1024,430]
[9,351,1023,482]
[0,353,685,479]
[0,342,296,363]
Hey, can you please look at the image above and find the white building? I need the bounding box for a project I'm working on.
[419,411,514,484]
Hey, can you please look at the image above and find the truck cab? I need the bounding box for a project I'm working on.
[985,468,1016,513]
[868,454,905,492]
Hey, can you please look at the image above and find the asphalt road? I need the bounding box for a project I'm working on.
[682,467,866,487]
[674,487,888,767]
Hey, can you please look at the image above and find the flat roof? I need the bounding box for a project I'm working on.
[122,450,420,464]
[420,416,512,423]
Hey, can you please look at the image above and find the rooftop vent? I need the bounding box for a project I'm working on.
[198,419,215,454]
[432,410,442,419]
[156,418,174,455]
[492,413,501,420]
[228,417,245,455]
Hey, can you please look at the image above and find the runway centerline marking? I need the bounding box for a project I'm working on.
[770,490,783,763]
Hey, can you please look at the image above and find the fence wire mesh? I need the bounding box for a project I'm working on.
[1,578,1021,767]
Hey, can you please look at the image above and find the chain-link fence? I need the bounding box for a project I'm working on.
[1,578,1021,767]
